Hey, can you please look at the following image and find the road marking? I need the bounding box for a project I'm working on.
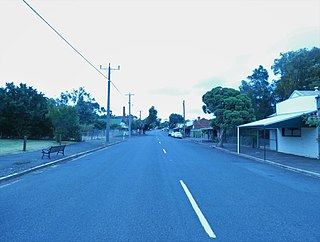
[180,180,216,239]
[71,153,91,161]
[162,148,167,154]
[33,170,43,174]
[0,179,21,189]
[159,141,161,144]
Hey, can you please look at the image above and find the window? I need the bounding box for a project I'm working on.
[282,128,301,137]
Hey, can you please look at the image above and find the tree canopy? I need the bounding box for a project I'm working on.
[0,83,105,140]
[143,106,158,132]
[169,113,184,129]
[239,65,274,119]
[202,87,255,146]
[49,87,104,140]
[47,100,81,141]
[272,47,320,101]
[0,83,51,138]
[58,87,101,127]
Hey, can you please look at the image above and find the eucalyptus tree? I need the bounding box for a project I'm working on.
[202,87,255,147]
[58,87,101,129]
[272,47,320,101]
[240,65,274,120]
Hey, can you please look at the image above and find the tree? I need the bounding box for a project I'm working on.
[0,87,6,137]
[202,87,255,147]
[239,65,274,120]
[131,118,144,133]
[161,120,169,129]
[169,113,184,129]
[94,119,106,130]
[304,113,320,127]
[58,87,101,129]
[143,106,158,133]
[272,47,320,101]
[47,100,80,141]
[0,83,52,138]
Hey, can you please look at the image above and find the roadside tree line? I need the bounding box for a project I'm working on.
[0,84,103,141]
[0,83,161,141]
[201,47,319,146]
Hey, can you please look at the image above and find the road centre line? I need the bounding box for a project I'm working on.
[0,179,22,189]
[159,141,161,144]
[179,180,216,239]
[162,148,167,154]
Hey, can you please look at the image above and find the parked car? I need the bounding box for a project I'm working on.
[168,131,174,136]
[172,132,183,139]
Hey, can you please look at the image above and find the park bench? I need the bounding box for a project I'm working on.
[42,145,66,159]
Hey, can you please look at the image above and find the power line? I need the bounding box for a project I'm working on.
[21,0,123,96]
[110,79,123,97]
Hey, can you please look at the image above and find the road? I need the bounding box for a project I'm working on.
[1,131,320,241]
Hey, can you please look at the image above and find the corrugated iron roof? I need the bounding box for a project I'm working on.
[238,111,315,129]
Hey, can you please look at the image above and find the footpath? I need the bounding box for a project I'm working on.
[0,137,124,183]
[186,138,320,178]
[1,136,320,183]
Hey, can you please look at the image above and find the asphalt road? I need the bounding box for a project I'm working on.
[1,131,320,241]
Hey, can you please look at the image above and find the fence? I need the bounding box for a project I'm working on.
[80,129,126,141]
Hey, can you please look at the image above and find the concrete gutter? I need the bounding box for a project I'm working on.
[211,145,320,179]
[0,141,123,183]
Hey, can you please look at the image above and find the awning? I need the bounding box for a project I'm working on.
[238,111,315,129]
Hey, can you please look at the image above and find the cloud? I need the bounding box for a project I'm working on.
[194,79,217,90]
[149,87,189,96]
[193,78,228,94]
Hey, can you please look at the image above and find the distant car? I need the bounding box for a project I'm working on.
[173,132,183,139]
[168,131,174,136]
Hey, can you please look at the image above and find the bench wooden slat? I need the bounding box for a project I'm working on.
[42,145,66,159]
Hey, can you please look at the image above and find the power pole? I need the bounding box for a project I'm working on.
[316,91,320,158]
[183,100,186,137]
[100,63,120,143]
[139,110,142,135]
[126,92,134,138]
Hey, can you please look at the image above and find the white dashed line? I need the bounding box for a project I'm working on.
[180,180,216,239]
[0,179,22,189]
[162,148,167,154]
[159,141,161,144]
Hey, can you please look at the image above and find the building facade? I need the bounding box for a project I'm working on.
[238,90,320,159]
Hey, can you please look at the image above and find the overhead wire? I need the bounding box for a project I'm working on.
[21,0,124,97]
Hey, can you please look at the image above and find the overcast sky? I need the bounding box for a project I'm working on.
[1,0,319,120]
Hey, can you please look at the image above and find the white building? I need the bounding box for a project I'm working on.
[237,90,320,159]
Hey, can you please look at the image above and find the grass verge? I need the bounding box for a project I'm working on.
[0,139,76,155]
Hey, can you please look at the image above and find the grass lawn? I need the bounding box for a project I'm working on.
[0,139,75,155]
